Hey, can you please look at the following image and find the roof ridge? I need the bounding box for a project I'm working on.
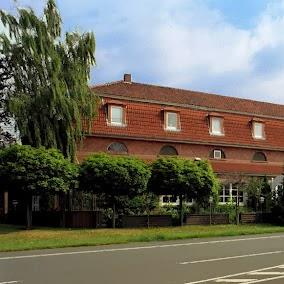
[91,80,123,88]
[130,82,283,107]
[91,79,284,108]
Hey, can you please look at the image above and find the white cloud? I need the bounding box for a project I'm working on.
[131,0,284,104]
[3,0,284,104]
[86,0,284,103]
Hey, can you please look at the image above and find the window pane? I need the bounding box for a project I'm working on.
[225,190,230,196]
[111,106,123,124]
[159,145,178,156]
[170,196,177,202]
[211,117,223,135]
[107,142,128,154]
[167,112,177,129]
[253,152,267,161]
[232,190,238,197]
[162,196,169,203]
[254,122,264,138]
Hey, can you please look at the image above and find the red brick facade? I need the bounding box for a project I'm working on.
[78,75,284,178]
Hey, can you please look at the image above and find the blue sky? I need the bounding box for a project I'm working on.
[1,0,284,103]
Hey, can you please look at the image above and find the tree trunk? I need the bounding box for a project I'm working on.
[235,189,240,225]
[146,193,150,228]
[112,200,116,229]
[60,192,66,228]
[179,194,183,226]
[147,202,150,229]
[26,195,32,230]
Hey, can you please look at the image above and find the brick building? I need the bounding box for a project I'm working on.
[78,74,284,204]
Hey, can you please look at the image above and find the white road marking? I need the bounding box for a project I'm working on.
[0,281,22,284]
[184,264,284,284]
[180,250,284,265]
[0,235,284,261]
[242,275,284,283]
[215,279,257,283]
[248,271,284,275]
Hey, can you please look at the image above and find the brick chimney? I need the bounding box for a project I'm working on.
[123,73,132,83]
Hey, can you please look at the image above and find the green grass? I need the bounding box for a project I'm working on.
[0,224,284,252]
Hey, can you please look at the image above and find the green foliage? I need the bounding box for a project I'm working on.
[190,160,219,206]
[0,0,97,160]
[149,157,219,206]
[156,204,194,225]
[215,202,248,224]
[114,193,159,216]
[244,177,272,212]
[0,56,15,147]
[149,157,184,195]
[0,144,77,195]
[271,185,284,224]
[79,153,151,198]
[79,153,151,228]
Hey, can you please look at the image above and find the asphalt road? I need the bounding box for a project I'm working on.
[1,233,284,284]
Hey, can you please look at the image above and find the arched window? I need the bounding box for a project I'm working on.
[159,145,178,156]
[252,151,267,162]
[107,142,128,154]
[209,149,226,159]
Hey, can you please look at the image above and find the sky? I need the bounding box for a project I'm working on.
[1,0,284,104]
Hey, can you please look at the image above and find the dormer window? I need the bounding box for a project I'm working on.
[252,121,265,140]
[164,111,180,131]
[109,105,126,126]
[210,116,224,136]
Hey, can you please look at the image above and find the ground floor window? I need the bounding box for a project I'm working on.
[219,183,244,204]
[32,195,40,212]
[160,195,193,206]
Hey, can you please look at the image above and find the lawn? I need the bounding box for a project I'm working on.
[0,224,284,252]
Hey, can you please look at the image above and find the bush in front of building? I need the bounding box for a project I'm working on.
[244,177,272,212]
[271,185,284,224]
[79,153,151,228]
[149,157,219,226]
[0,145,77,229]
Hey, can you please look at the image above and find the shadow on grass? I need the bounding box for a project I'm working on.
[0,224,26,234]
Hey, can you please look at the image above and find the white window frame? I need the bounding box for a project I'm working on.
[210,117,224,136]
[165,111,179,131]
[219,183,244,205]
[110,105,124,126]
[253,122,265,140]
[213,150,222,159]
[32,195,40,212]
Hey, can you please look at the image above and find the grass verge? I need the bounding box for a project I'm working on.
[0,224,284,252]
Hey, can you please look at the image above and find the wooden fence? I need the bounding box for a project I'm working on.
[66,211,104,228]
[2,211,275,228]
[185,213,229,225]
[240,212,272,224]
[2,210,105,228]
[121,215,172,228]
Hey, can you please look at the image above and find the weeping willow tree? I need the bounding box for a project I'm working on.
[0,56,15,147]
[0,0,97,161]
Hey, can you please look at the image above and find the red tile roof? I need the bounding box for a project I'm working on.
[92,80,284,119]
[211,160,283,176]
